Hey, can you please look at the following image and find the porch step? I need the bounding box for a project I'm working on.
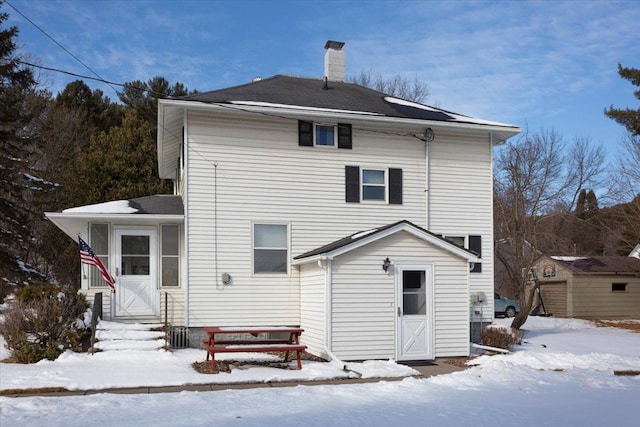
[93,320,167,352]
[96,330,166,341]
[94,339,166,351]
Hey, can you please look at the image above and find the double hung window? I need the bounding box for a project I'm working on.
[253,224,288,274]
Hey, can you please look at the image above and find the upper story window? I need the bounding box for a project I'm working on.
[315,125,336,147]
[299,120,352,149]
[345,165,402,204]
[253,223,289,274]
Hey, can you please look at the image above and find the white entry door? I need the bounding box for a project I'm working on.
[114,228,159,318]
[397,265,434,360]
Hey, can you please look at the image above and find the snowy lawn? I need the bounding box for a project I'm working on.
[1,317,639,426]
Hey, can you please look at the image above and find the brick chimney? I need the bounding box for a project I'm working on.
[324,40,345,82]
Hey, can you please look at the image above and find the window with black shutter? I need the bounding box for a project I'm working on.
[299,120,352,149]
[389,168,402,205]
[337,123,352,149]
[468,235,482,273]
[298,121,313,146]
[345,166,403,204]
[345,166,360,203]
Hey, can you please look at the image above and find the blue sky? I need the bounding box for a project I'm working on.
[5,0,640,160]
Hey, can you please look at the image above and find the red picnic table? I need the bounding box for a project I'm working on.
[203,326,306,371]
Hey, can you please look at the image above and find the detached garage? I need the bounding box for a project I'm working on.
[534,255,640,319]
[293,221,479,362]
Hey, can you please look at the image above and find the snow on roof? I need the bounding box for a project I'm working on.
[550,256,589,262]
[62,200,138,214]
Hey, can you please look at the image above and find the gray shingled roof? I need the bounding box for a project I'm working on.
[180,75,516,128]
[552,256,640,274]
[294,220,473,260]
[128,195,183,215]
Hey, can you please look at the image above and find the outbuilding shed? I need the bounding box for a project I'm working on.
[533,255,640,319]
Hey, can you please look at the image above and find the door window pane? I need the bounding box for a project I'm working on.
[121,235,150,275]
[403,270,426,315]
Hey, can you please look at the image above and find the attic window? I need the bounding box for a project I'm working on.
[612,283,627,292]
[315,125,336,146]
[299,121,352,149]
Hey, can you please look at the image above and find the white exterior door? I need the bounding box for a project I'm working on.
[114,228,159,318]
[397,265,434,360]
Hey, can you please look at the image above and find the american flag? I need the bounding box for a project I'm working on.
[79,236,116,293]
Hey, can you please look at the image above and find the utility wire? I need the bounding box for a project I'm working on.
[4,0,120,94]
[17,60,127,88]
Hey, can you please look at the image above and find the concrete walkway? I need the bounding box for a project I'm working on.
[1,361,465,398]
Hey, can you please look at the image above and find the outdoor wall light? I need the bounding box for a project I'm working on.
[382,257,391,272]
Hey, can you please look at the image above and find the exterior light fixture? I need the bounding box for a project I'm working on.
[382,257,391,272]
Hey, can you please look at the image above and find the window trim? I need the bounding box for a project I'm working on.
[252,222,290,275]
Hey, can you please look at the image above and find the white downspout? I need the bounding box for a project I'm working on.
[425,140,431,230]
[321,257,362,377]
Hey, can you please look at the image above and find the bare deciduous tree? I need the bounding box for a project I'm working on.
[350,70,429,103]
[494,129,606,329]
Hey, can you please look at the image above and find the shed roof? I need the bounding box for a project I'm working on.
[550,256,640,274]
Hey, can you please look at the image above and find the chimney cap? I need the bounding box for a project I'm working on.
[324,40,345,50]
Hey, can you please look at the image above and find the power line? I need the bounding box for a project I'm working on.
[17,60,126,88]
[4,0,120,94]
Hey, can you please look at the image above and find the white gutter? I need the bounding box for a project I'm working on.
[157,99,522,137]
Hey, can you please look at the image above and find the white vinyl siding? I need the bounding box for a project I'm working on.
[299,262,327,357]
[429,133,494,322]
[184,110,426,327]
[328,231,469,361]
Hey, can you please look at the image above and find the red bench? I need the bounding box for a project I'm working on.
[203,326,306,371]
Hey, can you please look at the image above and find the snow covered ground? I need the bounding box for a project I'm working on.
[1,317,639,426]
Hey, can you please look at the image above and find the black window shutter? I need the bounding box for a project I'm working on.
[389,168,403,205]
[469,235,482,273]
[298,120,313,146]
[345,166,360,203]
[337,123,352,149]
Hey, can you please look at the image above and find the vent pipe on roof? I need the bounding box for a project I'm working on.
[324,40,345,82]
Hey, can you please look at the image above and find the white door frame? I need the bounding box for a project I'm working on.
[395,263,435,360]
[112,226,159,318]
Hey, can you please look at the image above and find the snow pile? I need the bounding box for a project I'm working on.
[1,317,639,427]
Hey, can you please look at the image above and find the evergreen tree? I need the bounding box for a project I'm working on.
[0,10,49,288]
[604,64,640,136]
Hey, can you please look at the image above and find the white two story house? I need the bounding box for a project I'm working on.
[47,41,521,361]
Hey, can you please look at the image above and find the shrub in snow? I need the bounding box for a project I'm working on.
[481,325,520,350]
[0,283,89,363]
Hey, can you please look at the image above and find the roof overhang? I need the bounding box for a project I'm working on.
[45,212,184,241]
